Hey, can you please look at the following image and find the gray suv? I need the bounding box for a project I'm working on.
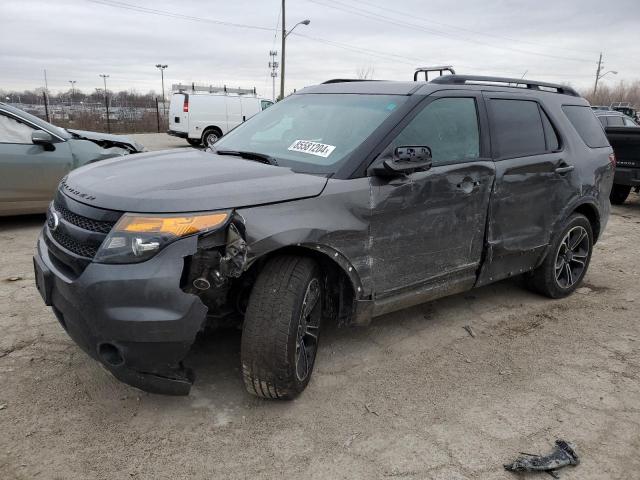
[34,75,614,399]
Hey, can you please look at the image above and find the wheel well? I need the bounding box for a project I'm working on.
[573,203,601,241]
[202,126,222,138]
[243,246,357,326]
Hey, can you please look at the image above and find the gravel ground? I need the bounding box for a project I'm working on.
[0,138,638,479]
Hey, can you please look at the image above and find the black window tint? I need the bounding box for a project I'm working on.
[490,99,546,158]
[390,97,480,166]
[562,105,609,148]
[540,109,560,151]
[608,115,624,127]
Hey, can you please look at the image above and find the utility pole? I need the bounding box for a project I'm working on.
[99,74,111,133]
[43,69,50,122]
[280,0,286,101]
[155,64,168,117]
[593,52,603,96]
[269,50,278,102]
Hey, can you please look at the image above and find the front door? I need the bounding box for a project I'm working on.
[369,92,495,297]
[0,112,72,215]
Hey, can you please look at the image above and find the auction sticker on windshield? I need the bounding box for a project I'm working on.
[288,140,336,158]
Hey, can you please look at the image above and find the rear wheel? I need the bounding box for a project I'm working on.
[610,184,631,205]
[241,255,323,399]
[201,128,222,149]
[527,213,593,299]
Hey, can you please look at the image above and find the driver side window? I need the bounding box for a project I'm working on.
[386,97,480,166]
[0,113,35,144]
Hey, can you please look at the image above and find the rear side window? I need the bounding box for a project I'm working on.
[489,99,546,158]
[562,105,609,148]
[607,116,624,127]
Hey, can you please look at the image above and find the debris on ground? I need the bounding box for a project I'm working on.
[463,325,476,338]
[504,440,579,478]
[6,276,22,282]
[364,403,379,416]
[0,404,7,410]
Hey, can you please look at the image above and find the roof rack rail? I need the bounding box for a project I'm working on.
[322,78,378,84]
[430,75,580,97]
[413,66,456,81]
[172,83,256,95]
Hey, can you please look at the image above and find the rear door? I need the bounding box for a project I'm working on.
[169,93,188,134]
[225,97,243,133]
[477,93,577,285]
[0,112,73,215]
[369,91,495,296]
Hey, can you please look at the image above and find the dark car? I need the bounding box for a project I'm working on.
[0,102,144,216]
[33,75,614,399]
[593,109,640,204]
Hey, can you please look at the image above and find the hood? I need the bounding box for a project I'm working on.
[62,148,329,213]
[67,129,145,153]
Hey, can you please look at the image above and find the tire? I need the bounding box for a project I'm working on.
[241,255,323,400]
[201,128,221,149]
[610,184,631,205]
[527,213,593,299]
[186,138,201,147]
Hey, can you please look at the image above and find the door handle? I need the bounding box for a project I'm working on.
[555,165,575,174]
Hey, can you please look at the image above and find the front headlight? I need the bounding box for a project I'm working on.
[94,211,229,264]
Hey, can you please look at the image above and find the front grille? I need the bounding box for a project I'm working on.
[50,229,99,258]
[53,199,115,234]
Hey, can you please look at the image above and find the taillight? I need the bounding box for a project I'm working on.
[183,96,189,113]
[609,153,616,168]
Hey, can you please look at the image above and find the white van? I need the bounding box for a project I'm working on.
[168,85,274,147]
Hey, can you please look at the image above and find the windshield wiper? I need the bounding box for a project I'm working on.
[214,150,278,166]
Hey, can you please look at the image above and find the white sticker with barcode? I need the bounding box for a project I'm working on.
[288,140,336,158]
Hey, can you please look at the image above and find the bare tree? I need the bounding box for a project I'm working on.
[356,65,376,80]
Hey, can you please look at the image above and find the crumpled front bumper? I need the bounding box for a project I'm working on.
[34,232,208,395]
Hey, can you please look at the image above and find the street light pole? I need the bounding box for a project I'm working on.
[155,64,168,117]
[99,74,111,133]
[279,0,310,100]
[69,80,76,105]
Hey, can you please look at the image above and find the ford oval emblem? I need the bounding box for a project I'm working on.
[48,211,60,231]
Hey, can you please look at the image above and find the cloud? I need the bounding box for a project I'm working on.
[1,0,638,97]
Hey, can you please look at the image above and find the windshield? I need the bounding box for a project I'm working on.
[213,93,406,174]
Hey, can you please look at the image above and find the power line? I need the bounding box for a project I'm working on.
[347,0,601,56]
[87,0,274,31]
[307,0,596,64]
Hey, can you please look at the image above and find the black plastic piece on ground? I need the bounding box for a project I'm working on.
[504,440,579,476]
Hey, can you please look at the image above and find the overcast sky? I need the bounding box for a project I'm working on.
[1,0,639,99]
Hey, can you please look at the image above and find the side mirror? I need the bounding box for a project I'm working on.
[32,130,56,151]
[372,146,432,177]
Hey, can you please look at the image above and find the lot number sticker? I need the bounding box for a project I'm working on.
[288,140,336,158]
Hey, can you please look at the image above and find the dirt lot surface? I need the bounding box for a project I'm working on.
[1,141,638,478]
[129,132,191,151]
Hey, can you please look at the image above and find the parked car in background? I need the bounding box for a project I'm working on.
[593,108,638,128]
[594,109,640,204]
[167,84,273,148]
[34,74,614,399]
[0,102,144,216]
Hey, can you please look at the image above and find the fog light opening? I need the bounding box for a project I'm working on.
[98,343,125,367]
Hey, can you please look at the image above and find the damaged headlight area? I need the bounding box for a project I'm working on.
[95,211,230,264]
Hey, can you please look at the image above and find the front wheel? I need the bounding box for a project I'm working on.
[526,214,593,299]
[201,128,221,149]
[241,255,323,399]
[610,184,631,205]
